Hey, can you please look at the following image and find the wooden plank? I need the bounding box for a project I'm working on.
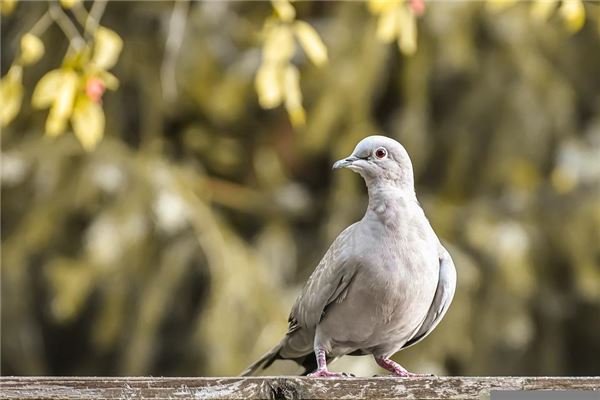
[1,376,599,400]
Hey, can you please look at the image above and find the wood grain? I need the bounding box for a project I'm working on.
[1,376,599,400]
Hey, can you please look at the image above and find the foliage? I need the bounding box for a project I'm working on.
[1,0,121,150]
[255,0,328,127]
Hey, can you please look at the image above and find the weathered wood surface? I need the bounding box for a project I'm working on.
[1,376,599,400]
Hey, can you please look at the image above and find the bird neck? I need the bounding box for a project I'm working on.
[367,184,416,204]
[365,184,417,223]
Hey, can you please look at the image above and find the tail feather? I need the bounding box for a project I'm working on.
[242,342,338,376]
[240,343,283,376]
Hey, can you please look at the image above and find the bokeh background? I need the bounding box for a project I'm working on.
[2,0,600,377]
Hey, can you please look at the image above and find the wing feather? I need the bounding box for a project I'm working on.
[402,244,457,349]
[288,223,360,332]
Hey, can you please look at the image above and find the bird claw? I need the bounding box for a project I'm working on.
[374,357,433,378]
[307,369,353,378]
[392,370,433,378]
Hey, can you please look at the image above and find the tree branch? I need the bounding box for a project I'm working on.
[161,0,190,103]
[84,0,108,37]
[48,2,85,51]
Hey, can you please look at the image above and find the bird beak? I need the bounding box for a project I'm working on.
[333,156,359,170]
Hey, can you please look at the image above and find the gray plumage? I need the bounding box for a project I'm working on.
[242,135,456,377]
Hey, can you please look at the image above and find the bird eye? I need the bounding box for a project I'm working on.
[374,147,387,159]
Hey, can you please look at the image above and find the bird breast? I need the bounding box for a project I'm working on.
[317,214,439,355]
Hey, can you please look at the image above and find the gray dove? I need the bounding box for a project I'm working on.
[242,135,456,377]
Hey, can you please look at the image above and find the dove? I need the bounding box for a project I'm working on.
[242,135,456,377]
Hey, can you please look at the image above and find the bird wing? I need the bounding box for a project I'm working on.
[242,225,361,375]
[401,243,457,349]
[288,223,361,334]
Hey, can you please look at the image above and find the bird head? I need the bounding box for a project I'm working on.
[333,135,414,189]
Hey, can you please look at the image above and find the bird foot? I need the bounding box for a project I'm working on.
[391,369,432,378]
[375,357,431,378]
[307,369,352,378]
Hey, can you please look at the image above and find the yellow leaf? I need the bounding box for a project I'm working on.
[293,21,328,67]
[263,25,295,64]
[0,66,23,127]
[271,0,295,22]
[71,96,105,151]
[20,33,45,66]
[97,70,119,91]
[368,0,399,15]
[255,63,284,109]
[1,0,17,15]
[45,105,69,137]
[52,70,78,117]
[397,6,417,55]
[60,0,80,9]
[560,0,585,32]
[283,65,305,127]
[44,70,78,137]
[91,27,123,70]
[32,69,62,109]
[376,6,400,43]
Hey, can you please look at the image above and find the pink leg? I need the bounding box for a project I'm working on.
[307,347,344,378]
[375,357,429,377]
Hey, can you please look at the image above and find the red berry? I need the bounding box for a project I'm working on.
[86,78,106,103]
[409,0,425,16]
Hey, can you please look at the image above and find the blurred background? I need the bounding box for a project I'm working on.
[1,0,600,377]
